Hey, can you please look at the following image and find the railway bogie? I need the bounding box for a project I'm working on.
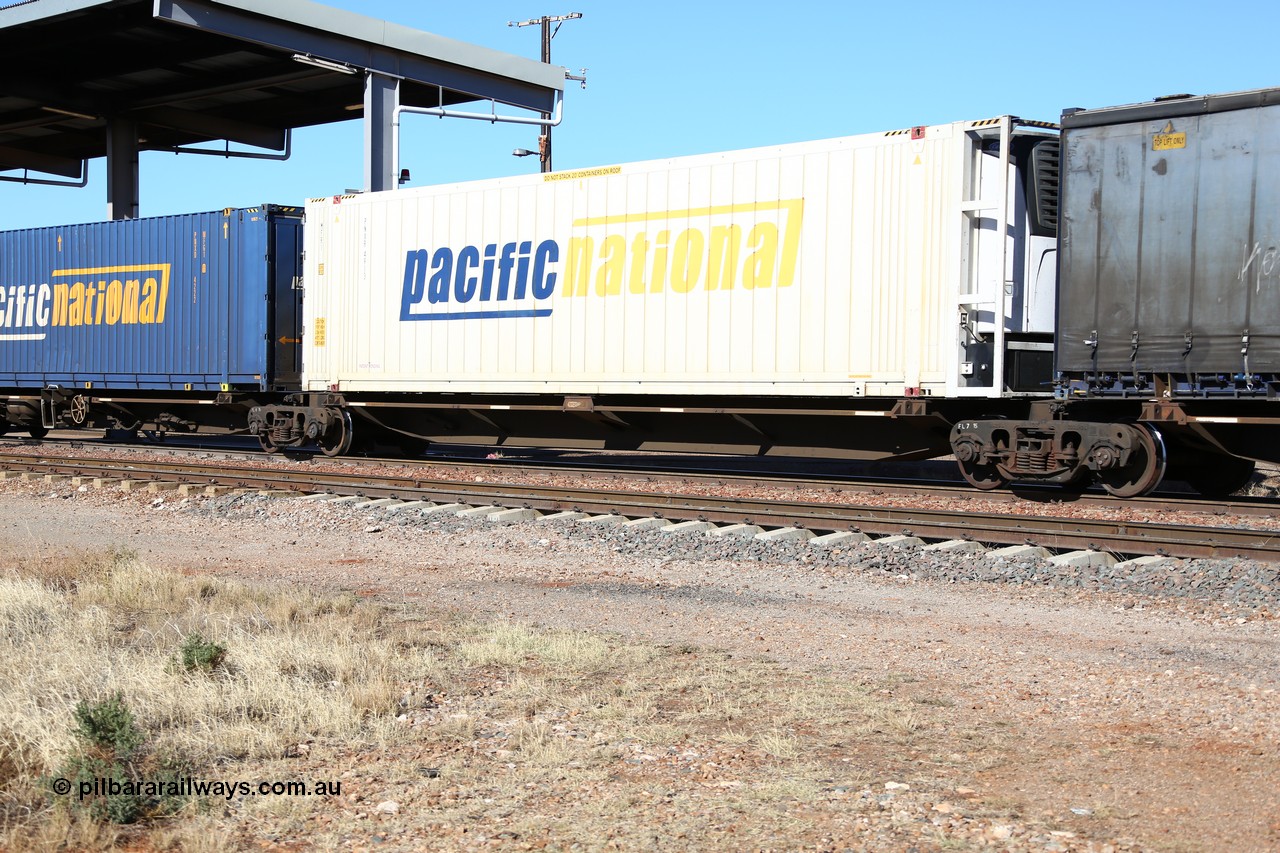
[950,416,1169,497]
[949,395,1272,498]
[248,397,353,456]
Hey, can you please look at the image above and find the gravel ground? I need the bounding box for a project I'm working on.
[1,471,1278,850]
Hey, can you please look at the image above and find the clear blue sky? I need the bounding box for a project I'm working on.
[2,0,1275,230]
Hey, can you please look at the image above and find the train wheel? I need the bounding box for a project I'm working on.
[319,410,353,457]
[1185,456,1256,499]
[257,431,282,454]
[27,425,48,439]
[957,460,1009,491]
[1098,425,1166,498]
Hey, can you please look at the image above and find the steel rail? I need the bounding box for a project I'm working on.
[2,452,1277,561]
[3,438,1276,519]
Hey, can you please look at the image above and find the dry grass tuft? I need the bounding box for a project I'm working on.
[456,621,615,671]
[0,551,434,849]
[756,728,802,760]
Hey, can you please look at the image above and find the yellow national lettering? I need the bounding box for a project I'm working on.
[94,282,107,325]
[670,229,703,293]
[139,278,160,323]
[103,280,123,325]
[122,280,140,324]
[594,234,626,296]
[66,283,85,326]
[744,222,779,289]
[157,274,169,323]
[706,224,742,290]
[628,233,648,293]
[47,264,172,327]
[776,202,802,287]
[649,231,669,294]
[564,199,804,298]
[52,284,69,326]
[566,237,593,297]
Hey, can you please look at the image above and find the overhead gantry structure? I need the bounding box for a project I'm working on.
[0,0,566,218]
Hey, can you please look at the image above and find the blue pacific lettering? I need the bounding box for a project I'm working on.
[399,239,559,321]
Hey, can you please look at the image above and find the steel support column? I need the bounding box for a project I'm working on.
[106,117,139,220]
[364,72,399,193]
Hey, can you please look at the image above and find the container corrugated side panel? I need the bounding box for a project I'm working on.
[0,209,272,390]
[1059,95,1280,374]
[303,123,966,397]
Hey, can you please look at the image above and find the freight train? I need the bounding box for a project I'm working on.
[2,87,1277,498]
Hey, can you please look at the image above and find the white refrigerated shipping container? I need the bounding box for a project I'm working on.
[302,115,1058,399]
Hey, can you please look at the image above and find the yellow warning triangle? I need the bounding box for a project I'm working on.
[913,155,922,165]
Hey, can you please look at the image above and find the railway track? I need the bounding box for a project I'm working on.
[1,449,1277,563]
[4,433,1277,519]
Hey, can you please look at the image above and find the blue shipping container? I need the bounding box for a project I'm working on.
[0,206,302,391]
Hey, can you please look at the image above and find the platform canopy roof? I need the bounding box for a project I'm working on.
[0,0,565,181]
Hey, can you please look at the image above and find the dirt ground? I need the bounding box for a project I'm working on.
[1,481,1277,851]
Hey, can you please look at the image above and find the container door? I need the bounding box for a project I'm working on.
[949,120,1057,396]
[269,216,303,387]
[951,118,1012,397]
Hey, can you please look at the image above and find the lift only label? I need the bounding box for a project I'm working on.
[1152,121,1187,151]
